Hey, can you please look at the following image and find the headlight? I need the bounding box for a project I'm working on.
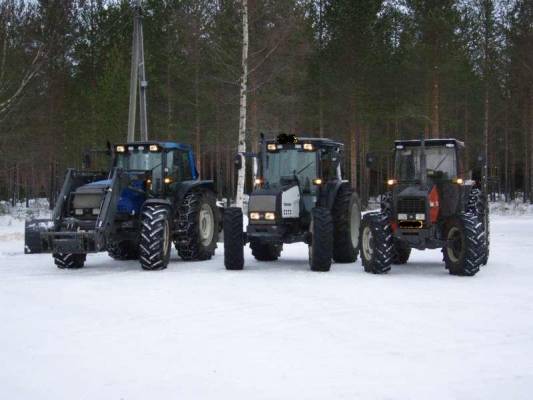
[250,212,261,220]
[415,213,425,220]
[387,179,397,186]
[398,213,408,220]
[116,145,125,153]
[264,212,276,221]
[74,209,84,216]
[92,208,100,215]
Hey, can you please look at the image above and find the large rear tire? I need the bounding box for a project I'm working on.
[224,207,244,270]
[250,239,281,261]
[309,208,333,272]
[139,205,171,271]
[54,253,86,269]
[444,213,486,276]
[175,190,219,261]
[332,184,361,263]
[359,212,393,274]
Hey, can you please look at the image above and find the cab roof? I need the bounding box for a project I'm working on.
[394,138,465,148]
[123,141,192,151]
[266,136,344,149]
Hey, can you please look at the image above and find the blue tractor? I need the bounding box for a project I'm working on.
[25,141,219,270]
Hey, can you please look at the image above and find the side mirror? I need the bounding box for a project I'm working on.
[366,152,377,169]
[234,154,243,170]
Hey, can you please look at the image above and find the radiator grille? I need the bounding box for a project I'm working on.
[397,198,426,214]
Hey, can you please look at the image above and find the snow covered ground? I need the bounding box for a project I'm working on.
[1,214,533,399]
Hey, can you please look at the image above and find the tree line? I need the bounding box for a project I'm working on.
[0,0,532,205]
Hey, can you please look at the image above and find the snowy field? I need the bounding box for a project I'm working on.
[1,214,533,399]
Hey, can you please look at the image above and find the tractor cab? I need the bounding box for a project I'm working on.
[393,139,465,184]
[113,142,197,197]
[250,134,343,228]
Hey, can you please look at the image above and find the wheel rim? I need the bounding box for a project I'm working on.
[163,219,170,257]
[199,203,215,247]
[362,226,373,260]
[447,226,464,263]
[350,202,360,248]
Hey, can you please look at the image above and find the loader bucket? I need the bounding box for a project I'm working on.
[24,219,53,254]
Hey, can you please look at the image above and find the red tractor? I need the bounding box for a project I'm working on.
[360,138,489,276]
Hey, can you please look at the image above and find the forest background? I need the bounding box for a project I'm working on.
[0,0,531,205]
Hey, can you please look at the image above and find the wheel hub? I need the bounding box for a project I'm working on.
[362,226,373,260]
[199,204,215,246]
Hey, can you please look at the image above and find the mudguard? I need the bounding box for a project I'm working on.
[174,180,215,206]
[320,180,348,210]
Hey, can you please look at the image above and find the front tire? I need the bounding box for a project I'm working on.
[175,191,219,261]
[466,188,489,265]
[332,184,361,263]
[359,212,393,274]
[250,239,281,261]
[54,253,86,269]
[224,207,244,270]
[392,239,411,264]
[139,205,171,271]
[309,208,333,272]
[444,213,486,276]
[107,240,139,260]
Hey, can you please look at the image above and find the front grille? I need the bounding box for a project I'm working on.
[397,198,426,214]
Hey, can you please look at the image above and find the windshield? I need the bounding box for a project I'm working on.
[264,150,317,191]
[395,146,457,181]
[115,150,163,171]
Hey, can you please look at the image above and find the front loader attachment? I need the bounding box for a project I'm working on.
[24,219,54,254]
[23,168,126,255]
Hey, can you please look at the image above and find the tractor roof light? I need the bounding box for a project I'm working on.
[254,178,263,186]
[267,144,277,151]
[387,179,397,186]
[149,144,159,152]
[313,178,323,185]
[116,145,126,153]
[164,177,172,184]
[303,143,314,151]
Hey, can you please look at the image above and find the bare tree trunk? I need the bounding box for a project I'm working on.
[529,87,533,203]
[483,84,489,198]
[235,0,249,208]
[430,66,440,138]
[194,20,201,174]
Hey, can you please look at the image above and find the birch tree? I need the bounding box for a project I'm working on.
[235,0,248,208]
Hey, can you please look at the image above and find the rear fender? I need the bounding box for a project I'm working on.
[174,180,215,205]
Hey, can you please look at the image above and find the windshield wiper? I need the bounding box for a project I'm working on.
[296,161,314,175]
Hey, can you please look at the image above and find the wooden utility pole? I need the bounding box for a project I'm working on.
[235,0,249,208]
[127,0,148,142]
